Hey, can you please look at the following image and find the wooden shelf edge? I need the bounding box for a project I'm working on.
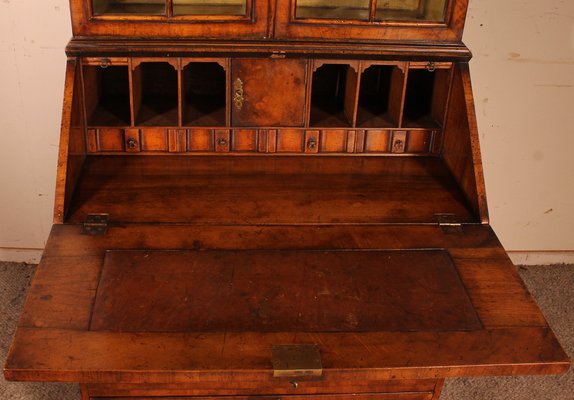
[4,327,569,383]
[66,39,472,61]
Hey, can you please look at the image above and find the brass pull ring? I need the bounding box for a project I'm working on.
[100,58,111,69]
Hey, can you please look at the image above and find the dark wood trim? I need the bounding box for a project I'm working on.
[442,63,489,223]
[53,58,87,224]
[66,39,472,61]
[459,63,489,223]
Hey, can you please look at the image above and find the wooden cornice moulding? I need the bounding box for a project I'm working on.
[66,38,473,60]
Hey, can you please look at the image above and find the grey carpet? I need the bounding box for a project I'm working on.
[1,261,572,400]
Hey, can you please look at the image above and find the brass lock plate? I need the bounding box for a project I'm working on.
[82,213,109,236]
[272,344,322,378]
[233,78,244,110]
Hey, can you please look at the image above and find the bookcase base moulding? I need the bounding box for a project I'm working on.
[4,0,569,399]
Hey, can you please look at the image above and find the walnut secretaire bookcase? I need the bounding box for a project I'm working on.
[4,0,570,399]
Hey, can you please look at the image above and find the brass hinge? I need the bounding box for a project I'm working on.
[272,344,322,378]
[82,213,109,236]
[435,213,463,235]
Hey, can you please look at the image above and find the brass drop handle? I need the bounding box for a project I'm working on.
[100,58,111,69]
[233,78,244,111]
[393,139,404,152]
[127,138,138,149]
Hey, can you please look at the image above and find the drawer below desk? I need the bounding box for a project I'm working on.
[83,380,442,399]
[89,394,435,400]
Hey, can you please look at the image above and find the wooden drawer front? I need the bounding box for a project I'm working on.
[87,128,125,152]
[87,128,437,155]
[86,378,439,398]
[92,394,433,400]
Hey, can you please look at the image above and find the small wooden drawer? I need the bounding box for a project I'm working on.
[82,57,129,67]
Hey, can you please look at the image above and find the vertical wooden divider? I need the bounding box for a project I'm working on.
[431,67,453,124]
[81,65,98,127]
[344,61,361,128]
[391,62,408,128]
[166,0,173,17]
[128,58,134,126]
[432,66,455,154]
[304,60,314,128]
[416,0,426,17]
[266,0,276,39]
[177,58,183,127]
[129,58,141,127]
[369,0,377,22]
[225,58,231,127]
[78,58,89,144]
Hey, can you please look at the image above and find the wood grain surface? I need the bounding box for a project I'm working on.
[5,224,569,384]
[89,249,481,332]
[65,155,477,224]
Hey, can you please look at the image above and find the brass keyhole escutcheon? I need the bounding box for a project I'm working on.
[127,138,138,149]
[307,137,317,150]
[233,78,244,111]
[393,139,404,152]
[217,138,228,147]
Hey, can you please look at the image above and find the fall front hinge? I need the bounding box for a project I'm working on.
[82,213,109,236]
[435,213,463,235]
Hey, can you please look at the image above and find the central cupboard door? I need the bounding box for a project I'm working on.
[231,59,308,127]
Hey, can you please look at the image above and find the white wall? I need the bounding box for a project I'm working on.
[0,0,573,263]
[0,1,71,262]
[463,0,574,259]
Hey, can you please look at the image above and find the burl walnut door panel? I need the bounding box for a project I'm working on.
[231,59,307,127]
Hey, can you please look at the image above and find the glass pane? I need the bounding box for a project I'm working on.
[173,0,247,15]
[375,0,447,21]
[296,0,370,20]
[92,0,166,15]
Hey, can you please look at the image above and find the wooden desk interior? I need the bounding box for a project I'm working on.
[66,155,476,225]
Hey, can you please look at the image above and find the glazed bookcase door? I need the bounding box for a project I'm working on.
[295,0,447,21]
[71,0,268,38]
[274,0,468,42]
[92,0,247,16]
